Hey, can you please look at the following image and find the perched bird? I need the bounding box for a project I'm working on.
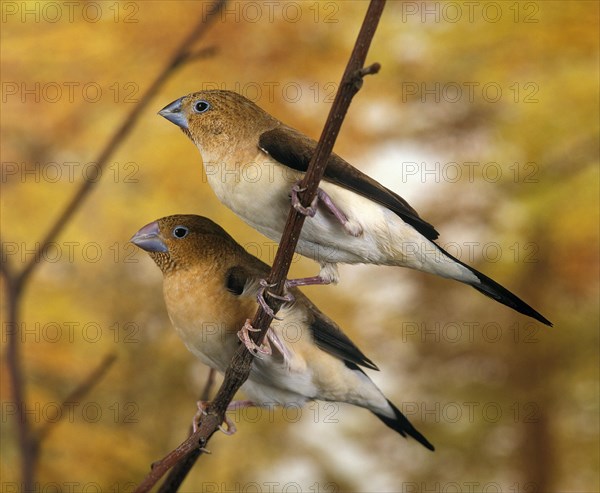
[131,214,434,450]
[158,90,551,327]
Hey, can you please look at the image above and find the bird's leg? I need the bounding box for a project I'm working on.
[237,319,273,357]
[217,415,237,436]
[226,400,256,411]
[266,328,294,365]
[291,181,363,237]
[316,188,363,237]
[284,276,330,288]
[256,279,294,320]
[284,262,339,289]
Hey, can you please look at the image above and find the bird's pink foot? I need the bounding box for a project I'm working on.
[218,415,237,435]
[237,320,293,365]
[290,181,362,237]
[291,183,318,217]
[256,279,294,319]
[237,319,272,357]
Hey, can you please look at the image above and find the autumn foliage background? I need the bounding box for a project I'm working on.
[1,2,598,492]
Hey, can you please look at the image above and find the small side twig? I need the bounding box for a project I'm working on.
[134,1,387,491]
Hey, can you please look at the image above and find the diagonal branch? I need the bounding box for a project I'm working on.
[16,0,227,292]
[33,352,117,446]
[157,369,217,493]
[0,2,227,491]
[0,236,16,286]
[134,1,387,490]
[209,0,385,419]
[2,265,31,490]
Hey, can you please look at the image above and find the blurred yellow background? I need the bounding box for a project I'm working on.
[1,1,598,492]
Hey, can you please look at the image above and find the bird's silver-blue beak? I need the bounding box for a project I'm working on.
[130,221,168,253]
[158,98,188,129]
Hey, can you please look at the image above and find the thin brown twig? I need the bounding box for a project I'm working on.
[16,0,226,291]
[34,352,118,446]
[2,270,33,489]
[0,237,16,284]
[134,1,387,490]
[186,46,219,62]
[0,1,227,490]
[157,369,217,493]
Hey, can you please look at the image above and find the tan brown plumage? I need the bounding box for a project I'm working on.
[131,214,434,450]
[158,90,552,326]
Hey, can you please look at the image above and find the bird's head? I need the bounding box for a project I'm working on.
[130,214,241,276]
[158,90,278,153]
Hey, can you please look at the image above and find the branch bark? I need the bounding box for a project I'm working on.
[3,272,33,491]
[16,0,226,291]
[135,1,386,490]
[157,369,217,493]
[0,1,227,490]
[34,352,118,447]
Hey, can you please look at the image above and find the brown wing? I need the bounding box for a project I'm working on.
[259,126,439,241]
[297,293,379,371]
[225,262,380,370]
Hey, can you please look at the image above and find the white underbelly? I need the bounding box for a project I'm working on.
[205,156,475,281]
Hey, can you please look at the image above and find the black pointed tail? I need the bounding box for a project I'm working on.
[440,247,552,327]
[374,400,435,451]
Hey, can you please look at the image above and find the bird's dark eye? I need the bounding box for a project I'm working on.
[193,100,210,113]
[173,226,189,239]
